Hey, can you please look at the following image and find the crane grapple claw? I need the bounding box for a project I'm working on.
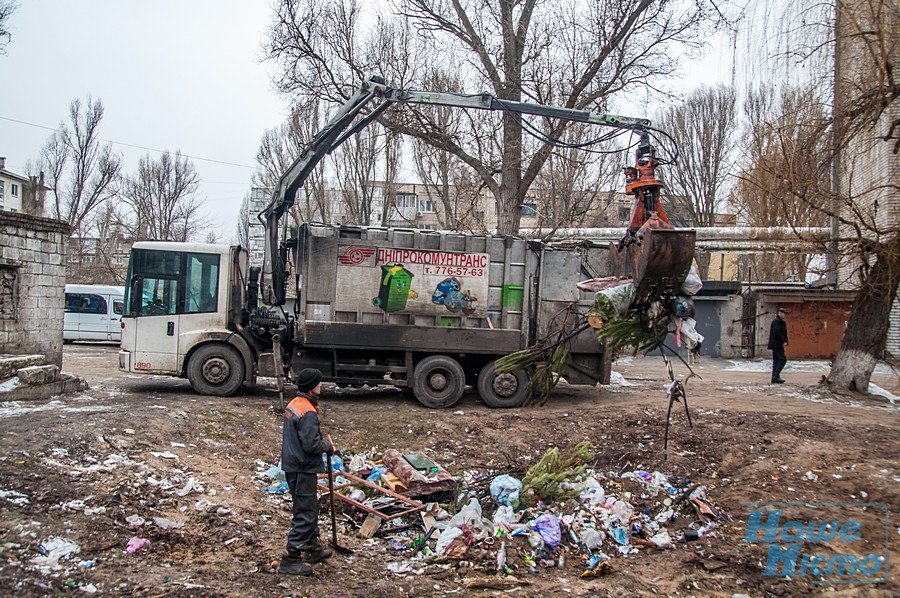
[610,228,696,305]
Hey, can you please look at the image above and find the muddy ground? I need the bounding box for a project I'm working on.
[0,344,898,597]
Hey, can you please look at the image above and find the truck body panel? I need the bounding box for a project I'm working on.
[287,224,611,401]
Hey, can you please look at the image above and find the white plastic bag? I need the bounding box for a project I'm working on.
[680,265,703,296]
[578,476,606,505]
[678,317,704,348]
[447,497,485,529]
[434,526,463,556]
[492,504,521,525]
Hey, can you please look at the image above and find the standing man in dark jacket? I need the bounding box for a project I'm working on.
[767,307,790,384]
[277,368,334,576]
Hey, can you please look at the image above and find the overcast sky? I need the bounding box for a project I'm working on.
[1,0,288,241]
[1,1,732,242]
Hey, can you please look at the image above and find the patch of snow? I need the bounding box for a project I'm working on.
[0,489,30,505]
[724,360,832,373]
[0,400,64,418]
[609,371,634,386]
[0,377,21,392]
[867,383,898,404]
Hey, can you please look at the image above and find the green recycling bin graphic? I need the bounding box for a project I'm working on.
[373,264,417,313]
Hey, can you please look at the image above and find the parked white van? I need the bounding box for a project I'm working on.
[64,284,126,343]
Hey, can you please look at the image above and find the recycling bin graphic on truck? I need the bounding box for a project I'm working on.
[373,264,418,312]
[361,248,487,316]
[431,277,478,315]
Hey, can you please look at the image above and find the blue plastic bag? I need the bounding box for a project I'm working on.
[366,465,388,482]
[489,474,522,508]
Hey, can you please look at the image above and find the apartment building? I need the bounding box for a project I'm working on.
[0,156,43,216]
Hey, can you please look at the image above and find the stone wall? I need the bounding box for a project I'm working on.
[0,212,70,367]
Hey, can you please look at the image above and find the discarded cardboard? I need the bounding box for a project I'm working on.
[359,515,383,539]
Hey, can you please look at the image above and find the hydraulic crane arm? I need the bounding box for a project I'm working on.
[260,76,653,306]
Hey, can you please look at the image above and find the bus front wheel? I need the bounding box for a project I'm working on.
[187,344,245,396]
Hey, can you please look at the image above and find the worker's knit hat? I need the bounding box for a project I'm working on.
[296,368,323,392]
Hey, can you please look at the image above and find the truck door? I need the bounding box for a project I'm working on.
[128,276,181,373]
[122,248,224,375]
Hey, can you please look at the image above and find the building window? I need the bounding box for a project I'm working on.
[618,207,631,220]
[395,193,416,209]
[418,199,435,214]
[475,211,484,222]
[0,181,4,201]
[520,202,538,217]
[10,184,18,197]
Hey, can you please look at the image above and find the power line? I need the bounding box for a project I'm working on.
[0,115,255,169]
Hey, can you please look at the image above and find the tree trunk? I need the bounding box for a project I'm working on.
[497,110,523,235]
[827,246,900,391]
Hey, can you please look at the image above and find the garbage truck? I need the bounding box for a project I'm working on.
[118,77,694,407]
[118,226,612,407]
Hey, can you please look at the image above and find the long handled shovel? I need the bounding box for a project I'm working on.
[326,444,354,555]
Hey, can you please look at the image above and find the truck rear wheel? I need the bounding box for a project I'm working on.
[187,344,245,397]
[412,356,465,409]
[478,361,530,408]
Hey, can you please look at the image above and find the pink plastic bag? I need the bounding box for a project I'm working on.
[126,537,150,554]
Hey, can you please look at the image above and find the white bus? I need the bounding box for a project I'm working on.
[64,284,126,343]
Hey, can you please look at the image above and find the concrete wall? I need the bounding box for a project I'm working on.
[0,212,70,367]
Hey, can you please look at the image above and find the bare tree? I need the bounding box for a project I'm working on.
[42,97,122,235]
[376,128,403,227]
[413,137,487,231]
[255,99,332,224]
[123,151,207,242]
[739,0,900,391]
[67,202,131,285]
[529,124,623,237]
[732,86,829,282]
[266,0,718,235]
[0,1,16,54]
[331,125,381,225]
[655,85,737,228]
[235,193,251,247]
[827,0,900,388]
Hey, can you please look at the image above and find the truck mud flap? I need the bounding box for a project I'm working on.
[609,229,696,304]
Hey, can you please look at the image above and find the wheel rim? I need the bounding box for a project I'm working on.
[413,356,465,408]
[428,371,448,392]
[491,372,520,397]
[201,356,232,385]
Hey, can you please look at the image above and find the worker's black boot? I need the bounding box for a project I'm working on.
[303,542,333,564]
[278,547,313,575]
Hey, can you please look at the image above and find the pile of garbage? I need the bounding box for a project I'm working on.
[416,467,723,576]
[255,443,726,578]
